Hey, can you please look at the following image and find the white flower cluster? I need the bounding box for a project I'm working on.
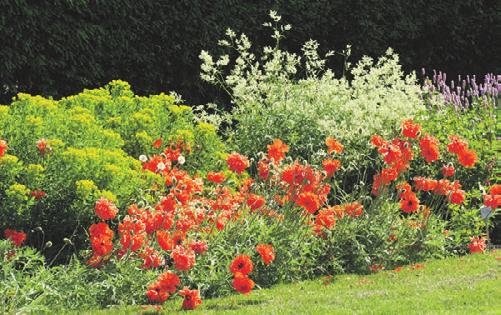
[200,11,425,165]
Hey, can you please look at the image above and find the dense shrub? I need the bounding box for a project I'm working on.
[0,81,226,259]
[1,1,498,105]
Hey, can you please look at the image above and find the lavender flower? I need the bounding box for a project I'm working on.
[422,70,499,108]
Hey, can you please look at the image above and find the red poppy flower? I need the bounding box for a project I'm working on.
[442,164,455,177]
[159,194,177,213]
[381,167,398,182]
[448,189,465,204]
[434,179,453,195]
[256,244,275,265]
[170,231,186,248]
[142,247,165,269]
[163,146,181,162]
[4,229,26,247]
[401,119,421,139]
[95,198,119,220]
[157,230,173,251]
[393,138,413,164]
[170,246,196,271]
[119,232,131,250]
[146,282,169,303]
[419,134,440,163]
[247,194,266,210]
[491,184,501,195]
[326,137,344,154]
[36,138,49,154]
[239,178,254,194]
[483,193,501,209]
[216,216,228,231]
[152,138,163,149]
[179,287,202,310]
[315,208,337,230]
[226,152,250,174]
[258,159,270,180]
[131,233,146,252]
[296,192,321,214]
[176,218,195,233]
[157,271,180,294]
[371,173,385,196]
[0,139,8,157]
[232,273,255,295]
[483,185,501,209]
[267,139,289,163]
[281,162,312,186]
[447,135,468,155]
[330,205,345,219]
[413,176,438,192]
[31,190,46,200]
[380,145,401,167]
[89,222,114,239]
[322,159,341,177]
[457,149,477,168]
[468,236,486,254]
[370,135,387,148]
[399,192,420,213]
[344,202,364,217]
[207,171,226,184]
[90,236,113,256]
[189,240,208,255]
[230,254,253,275]
[142,155,168,173]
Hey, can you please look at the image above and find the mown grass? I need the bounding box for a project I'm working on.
[80,252,501,315]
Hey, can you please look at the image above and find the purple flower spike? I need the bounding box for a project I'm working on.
[421,68,499,108]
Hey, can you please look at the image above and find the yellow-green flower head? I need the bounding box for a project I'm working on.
[75,179,98,198]
[6,183,30,202]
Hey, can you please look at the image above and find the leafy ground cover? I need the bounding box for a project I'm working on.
[80,252,501,315]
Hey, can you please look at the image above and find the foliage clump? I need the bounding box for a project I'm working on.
[0,81,226,258]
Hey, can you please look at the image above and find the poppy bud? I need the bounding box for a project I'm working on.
[63,238,73,245]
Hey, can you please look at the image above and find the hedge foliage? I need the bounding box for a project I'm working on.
[1,0,499,105]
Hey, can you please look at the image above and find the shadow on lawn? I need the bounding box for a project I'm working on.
[204,298,268,311]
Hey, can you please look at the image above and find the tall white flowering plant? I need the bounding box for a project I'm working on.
[200,11,425,188]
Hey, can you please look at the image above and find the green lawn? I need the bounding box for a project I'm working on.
[83,252,501,315]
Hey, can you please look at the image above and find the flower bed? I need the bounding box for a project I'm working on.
[2,116,498,312]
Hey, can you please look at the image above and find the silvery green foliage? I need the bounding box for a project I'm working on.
[200,11,424,166]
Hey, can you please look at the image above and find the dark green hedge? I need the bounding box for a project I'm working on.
[1,0,499,105]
